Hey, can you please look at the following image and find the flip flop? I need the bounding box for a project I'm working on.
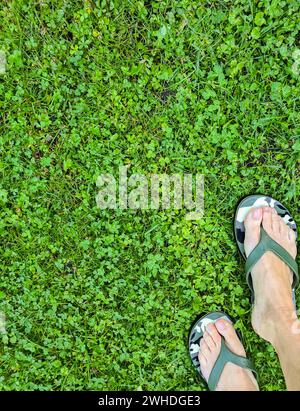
[188,311,256,391]
[234,194,299,304]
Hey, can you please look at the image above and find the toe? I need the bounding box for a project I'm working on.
[214,319,246,357]
[198,352,207,366]
[288,227,296,242]
[203,331,216,351]
[244,207,263,229]
[278,215,288,235]
[200,338,211,357]
[244,207,263,256]
[287,228,297,259]
[271,209,281,235]
[206,323,221,346]
[262,207,272,234]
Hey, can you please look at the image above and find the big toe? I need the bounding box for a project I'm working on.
[244,207,263,257]
[215,319,246,357]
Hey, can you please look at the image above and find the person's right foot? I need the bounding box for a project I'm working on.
[244,207,297,344]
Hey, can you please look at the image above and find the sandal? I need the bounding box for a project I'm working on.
[234,194,298,303]
[188,311,256,391]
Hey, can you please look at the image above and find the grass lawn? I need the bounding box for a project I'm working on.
[0,0,300,391]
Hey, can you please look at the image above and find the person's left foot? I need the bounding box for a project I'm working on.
[198,318,259,391]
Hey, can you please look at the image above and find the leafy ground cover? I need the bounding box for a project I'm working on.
[0,0,299,390]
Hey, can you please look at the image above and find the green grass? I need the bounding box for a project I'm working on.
[0,0,299,390]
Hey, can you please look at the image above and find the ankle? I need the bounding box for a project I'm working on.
[264,308,298,346]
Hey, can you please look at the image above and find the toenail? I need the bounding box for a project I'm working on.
[215,319,226,331]
[206,323,213,331]
[253,208,261,220]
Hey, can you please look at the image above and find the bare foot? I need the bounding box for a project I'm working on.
[244,206,297,344]
[198,319,258,391]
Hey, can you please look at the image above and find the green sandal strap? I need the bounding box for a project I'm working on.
[207,338,256,391]
[245,227,299,292]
